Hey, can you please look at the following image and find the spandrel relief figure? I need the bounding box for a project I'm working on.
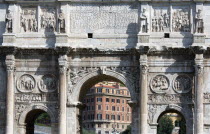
[20,8,37,32]
[140,8,148,33]
[195,9,204,33]
[58,9,65,33]
[5,10,13,33]
[150,75,169,93]
[152,8,170,32]
[172,8,190,32]
[41,8,56,32]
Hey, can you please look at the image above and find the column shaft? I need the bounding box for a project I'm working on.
[139,55,148,134]
[5,55,15,134]
[195,64,204,134]
[58,55,67,134]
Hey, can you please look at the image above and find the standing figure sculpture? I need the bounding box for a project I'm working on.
[58,10,65,33]
[195,9,204,33]
[5,10,13,33]
[140,8,148,33]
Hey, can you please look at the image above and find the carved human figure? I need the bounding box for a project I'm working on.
[195,9,204,33]
[58,9,65,33]
[140,8,148,33]
[164,13,169,27]
[5,10,13,33]
[159,17,164,32]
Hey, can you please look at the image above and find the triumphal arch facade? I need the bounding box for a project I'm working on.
[0,0,210,134]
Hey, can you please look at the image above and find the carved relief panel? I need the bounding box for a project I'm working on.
[38,74,57,93]
[16,74,36,93]
[40,7,56,32]
[151,7,170,32]
[173,75,192,93]
[150,75,170,93]
[172,6,190,32]
[20,7,38,32]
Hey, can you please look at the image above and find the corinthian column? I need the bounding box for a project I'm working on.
[139,54,148,134]
[5,54,15,134]
[58,55,68,134]
[195,54,204,134]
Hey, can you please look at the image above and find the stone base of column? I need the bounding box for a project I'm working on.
[55,33,68,47]
[193,33,206,44]
[138,33,150,43]
[2,33,16,46]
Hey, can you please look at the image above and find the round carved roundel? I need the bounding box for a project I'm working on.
[150,75,170,93]
[173,75,192,93]
[38,74,57,93]
[16,74,36,93]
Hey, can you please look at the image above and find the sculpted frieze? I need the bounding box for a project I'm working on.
[195,9,204,33]
[203,93,210,103]
[150,75,169,94]
[172,7,190,32]
[15,93,58,102]
[38,74,57,93]
[152,7,170,32]
[41,7,56,32]
[16,74,36,93]
[148,94,193,104]
[15,104,27,121]
[173,75,192,93]
[20,8,38,32]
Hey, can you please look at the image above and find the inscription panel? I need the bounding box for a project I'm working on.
[69,3,138,34]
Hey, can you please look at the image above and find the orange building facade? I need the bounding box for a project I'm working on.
[82,82,132,134]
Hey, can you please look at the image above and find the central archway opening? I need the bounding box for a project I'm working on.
[157,111,186,134]
[25,109,51,134]
[81,80,132,134]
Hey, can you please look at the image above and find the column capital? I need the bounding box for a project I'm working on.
[58,55,68,74]
[5,54,15,73]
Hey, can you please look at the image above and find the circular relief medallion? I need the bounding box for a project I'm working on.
[150,75,170,93]
[38,74,57,93]
[16,74,36,93]
[173,75,192,93]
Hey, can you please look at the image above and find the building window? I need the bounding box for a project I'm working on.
[97,88,102,93]
[127,116,129,121]
[91,98,94,102]
[97,114,102,120]
[117,90,120,94]
[98,130,101,134]
[106,88,109,93]
[112,106,115,111]
[117,107,119,111]
[97,98,102,102]
[122,115,124,121]
[106,105,109,110]
[117,99,120,103]
[111,115,115,120]
[122,100,125,103]
[112,89,114,94]
[106,124,109,128]
[105,131,109,134]
[106,114,109,120]
[106,98,109,102]
[122,107,124,111]
[91,114,95,120]
[127,107,130,112]
[117,115,120,120]
[122,125,124,129]
[122,90,124,95]
[117,124,119,128]
[111,99,115,103]
[83,115,86,120]
[92,106,95,110]
[98,105,102,110]
[98,124,101,128]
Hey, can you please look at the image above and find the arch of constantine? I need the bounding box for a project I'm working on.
[0,0,209,134]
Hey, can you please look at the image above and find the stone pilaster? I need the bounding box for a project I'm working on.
[194,54,204,134]
[139,54,148,134]
[5,54,15,134]
[58,55,68,134]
